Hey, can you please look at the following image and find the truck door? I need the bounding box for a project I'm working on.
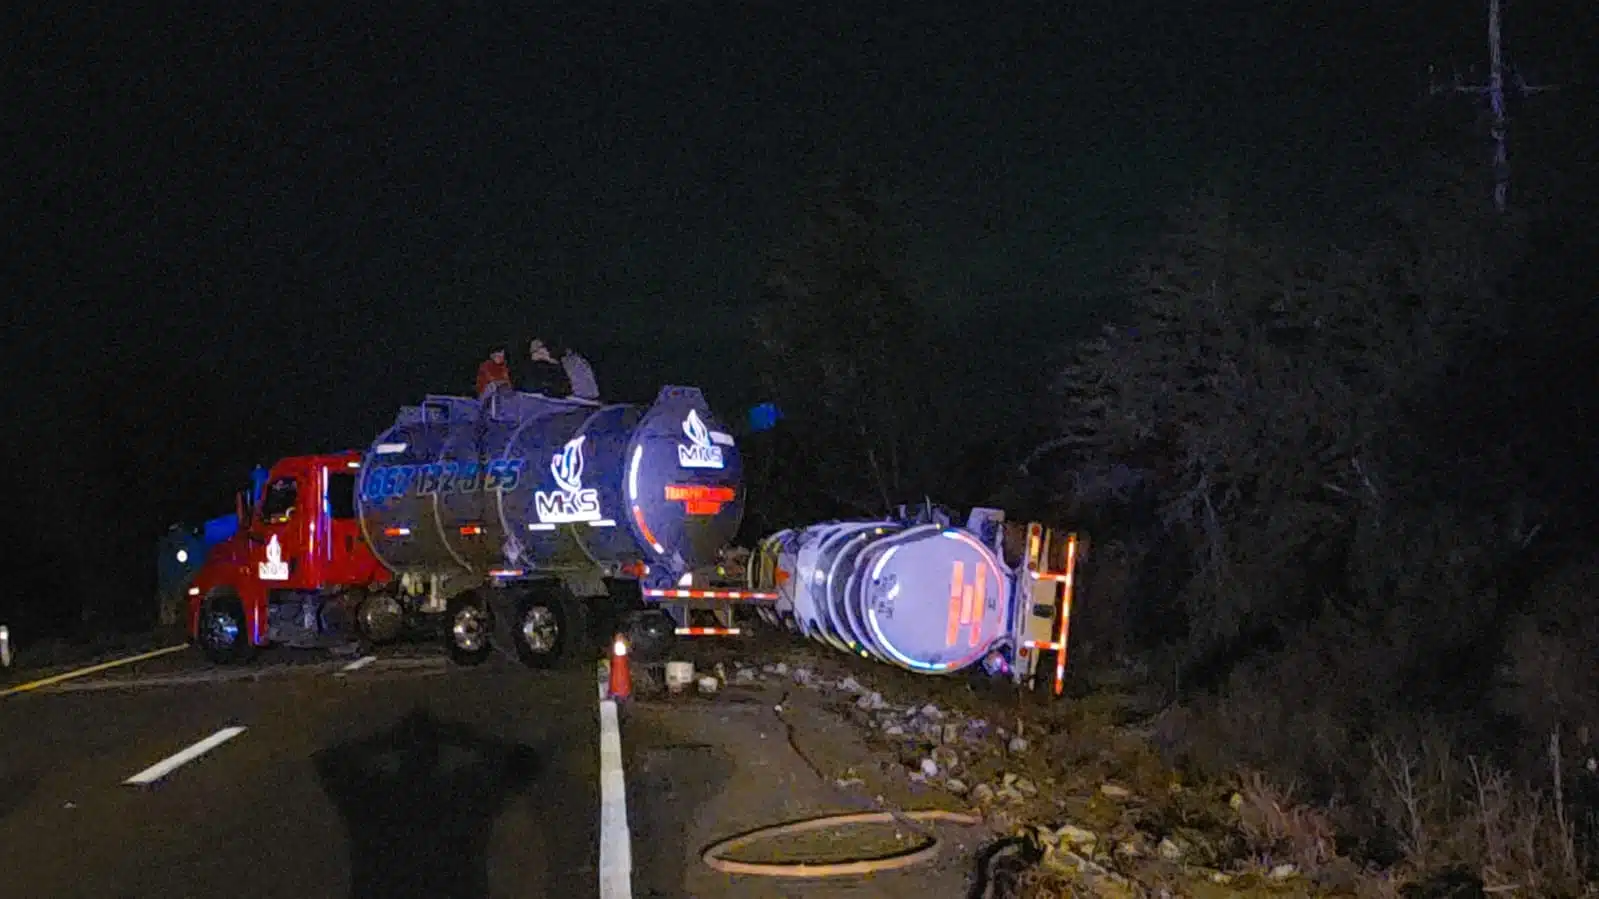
[323,464,370,583]
[252,474,309,587]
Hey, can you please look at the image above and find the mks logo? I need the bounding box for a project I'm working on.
[534,435,602,524]
[677,409,725,469]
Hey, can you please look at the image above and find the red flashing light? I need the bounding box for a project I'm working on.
[459,524,485,536]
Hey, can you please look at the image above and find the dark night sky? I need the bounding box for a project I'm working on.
[4,1,1592,618]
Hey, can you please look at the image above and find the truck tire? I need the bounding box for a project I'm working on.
[511,588,588,671]
[624,609,676,663]
[197,594,257,665]
[445,594,494,666]
[355,591,406,645]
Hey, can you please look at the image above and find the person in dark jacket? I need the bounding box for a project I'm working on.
[525,339,571,397]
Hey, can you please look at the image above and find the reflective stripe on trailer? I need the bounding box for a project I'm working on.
[1029,571,1073,584]
[674,627,742,636]
[643,588,777,600]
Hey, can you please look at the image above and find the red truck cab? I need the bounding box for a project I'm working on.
[188,451,391,661]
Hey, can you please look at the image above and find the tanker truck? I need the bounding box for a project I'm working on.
[188,386,767,668]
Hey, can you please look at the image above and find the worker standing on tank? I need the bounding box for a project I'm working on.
[560,346,600,401]
[476,348,512,399]
[525,339,571,397]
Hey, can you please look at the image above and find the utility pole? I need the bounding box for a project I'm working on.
[1430,0,1558,214]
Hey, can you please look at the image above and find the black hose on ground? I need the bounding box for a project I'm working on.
[698,689,984,878]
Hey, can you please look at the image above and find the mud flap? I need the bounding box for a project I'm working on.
[486,590,524,665]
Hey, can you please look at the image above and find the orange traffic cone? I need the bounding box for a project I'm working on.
[607,633,632,701]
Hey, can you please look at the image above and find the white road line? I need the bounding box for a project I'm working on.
[337,655,378,675]
[598,699,632,899]
[124,727,247,786]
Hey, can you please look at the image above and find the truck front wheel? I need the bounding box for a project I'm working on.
[197,595,256,665]
[356,591,406,645]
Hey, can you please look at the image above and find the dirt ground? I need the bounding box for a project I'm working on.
[615,630,1375,899]
[623,675,993,898]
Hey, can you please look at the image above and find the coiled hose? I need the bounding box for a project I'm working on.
[701,809,983,877]
[700,689,983,877]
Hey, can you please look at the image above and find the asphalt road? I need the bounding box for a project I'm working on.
[0,648,601,899]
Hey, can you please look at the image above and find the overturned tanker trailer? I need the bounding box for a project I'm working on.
[357,386,759,667]
[748,508,1081,691]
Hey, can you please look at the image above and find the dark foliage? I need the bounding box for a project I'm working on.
[1042,164,1599,887]
[748,174,988,519]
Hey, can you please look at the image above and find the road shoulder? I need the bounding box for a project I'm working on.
[623,680,987,898]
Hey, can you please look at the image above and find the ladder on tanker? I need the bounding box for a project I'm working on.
[1011,523,1079,696]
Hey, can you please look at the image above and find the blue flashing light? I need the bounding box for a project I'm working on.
[748,402,780,433]
[203,514,238,546]
[251,465,270,504]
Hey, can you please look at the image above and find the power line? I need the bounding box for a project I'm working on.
[1429,0,1558,214]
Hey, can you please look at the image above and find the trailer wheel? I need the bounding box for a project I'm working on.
[624,609,676,663]
[512,589,588,670]
[445,594,493,667]
[197,594,256,665]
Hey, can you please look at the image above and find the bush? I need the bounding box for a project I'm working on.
[1029,165,1599,894]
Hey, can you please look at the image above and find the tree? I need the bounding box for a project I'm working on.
[751,174,949,515]
[1052,174,1519,668]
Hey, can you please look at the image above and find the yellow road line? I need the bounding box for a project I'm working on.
[0,644,191,698]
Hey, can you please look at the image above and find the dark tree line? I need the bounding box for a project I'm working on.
[750,173,941,516]
[1041,164,1599,884]
[1046,164,1598,716]
[744,172,1033,529]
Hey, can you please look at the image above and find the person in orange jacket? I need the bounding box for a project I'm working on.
[476,348,512,398]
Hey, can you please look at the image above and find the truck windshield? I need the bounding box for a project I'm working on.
[328,472,357,519]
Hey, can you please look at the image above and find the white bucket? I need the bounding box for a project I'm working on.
[697,676,720,695]
[664,661,695,694]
